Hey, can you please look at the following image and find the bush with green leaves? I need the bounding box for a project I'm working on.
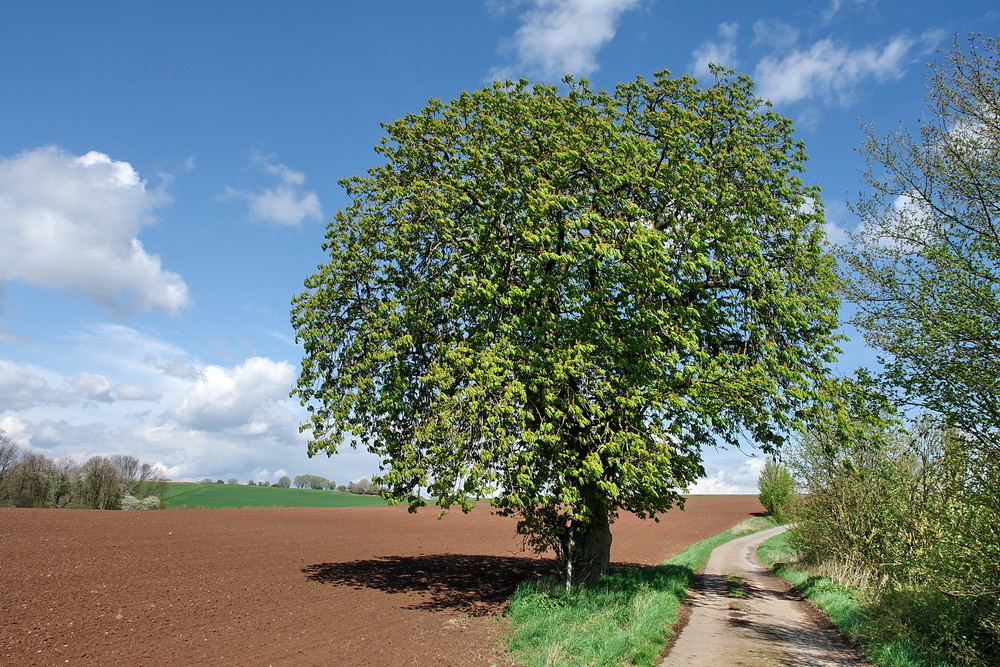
[138,495,161,510]
[756,459,795,523]
[788,416,999,664]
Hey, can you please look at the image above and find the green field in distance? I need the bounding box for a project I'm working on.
[161,482,388,509]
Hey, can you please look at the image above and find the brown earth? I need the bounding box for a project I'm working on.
[0,496,763,666]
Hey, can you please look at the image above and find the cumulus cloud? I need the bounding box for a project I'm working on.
[0,360,57,410]
[690,22,740,80]
[0,321,381,483]
[754,30,943,106]
[71,372,114,403]
[689,457,765,494]
[0,359,164,409]
[0,415,31,445]
[168,356,297,431]
[492,0,642,79]
[0,146,191,316]
[224,152,322,226]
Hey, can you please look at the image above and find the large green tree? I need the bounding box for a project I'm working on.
[843,34,1000,454]
[292,69,841,585]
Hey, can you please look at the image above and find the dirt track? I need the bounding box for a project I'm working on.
[1,497,762,666]
[660,526,870,667]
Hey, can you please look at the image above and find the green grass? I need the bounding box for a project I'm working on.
[161,482,388,509]
[757,532,955,667]
[506,516,776,667]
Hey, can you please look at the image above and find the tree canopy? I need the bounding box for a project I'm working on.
[843,34,1000,454]
[292,69,841,585]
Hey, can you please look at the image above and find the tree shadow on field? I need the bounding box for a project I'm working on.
[303,554,551,616]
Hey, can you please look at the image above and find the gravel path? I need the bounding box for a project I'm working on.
[659,525,871,667]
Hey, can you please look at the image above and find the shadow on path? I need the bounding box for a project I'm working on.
[303,554,550,616]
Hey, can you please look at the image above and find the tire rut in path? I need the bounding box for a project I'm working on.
[659,525,871,667]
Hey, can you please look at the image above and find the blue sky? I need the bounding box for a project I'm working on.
[1,1,997,492]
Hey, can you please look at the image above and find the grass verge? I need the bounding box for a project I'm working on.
[506,516,775,667]
[756,531,955,667]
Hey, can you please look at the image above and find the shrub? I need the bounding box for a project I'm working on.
[120,494,141,511]
[789,417,1000,664]
[757,459,795,523]
[347,478,381,495]
[137,495,161,510]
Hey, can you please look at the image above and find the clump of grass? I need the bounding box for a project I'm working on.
[507,516,775,667]
[725,573,749,599]
[757,531,956,667]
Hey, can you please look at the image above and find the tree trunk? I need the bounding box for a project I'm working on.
[560,484,613,589]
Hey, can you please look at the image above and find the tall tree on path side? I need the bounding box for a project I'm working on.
[843,34,1000,461]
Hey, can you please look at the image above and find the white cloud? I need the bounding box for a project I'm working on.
[0,323,383,483]
[0,146,191,316]
[822,0,877,23]
[0,358,164,409]
[0,415,31,445]
[751,19,798,50]
[0,360,54,410]
[224,152,322,226]
[492,0,642,79]
[71,372,114,403]
[690,22,740,80]
[754,30,943,106]
[168,356,297,431]
[689,457,765,494]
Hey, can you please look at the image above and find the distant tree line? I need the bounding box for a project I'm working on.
[196,471,384,495]
[294,474,335,490]
[0,435,167,510]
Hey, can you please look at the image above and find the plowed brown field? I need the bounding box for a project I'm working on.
[1,496,763,666]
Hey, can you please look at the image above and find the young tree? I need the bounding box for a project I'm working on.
[110,454,140,487]
[277,475,291,488]
[757,459,795,523]
[110,454,167,499]
[74,456,125,510]
[134,462,168,499]
[49,456,77,508]
[6,452,55,508]
[292,69,842,586]
[0,435,22,504]
[843,34,1000,453]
